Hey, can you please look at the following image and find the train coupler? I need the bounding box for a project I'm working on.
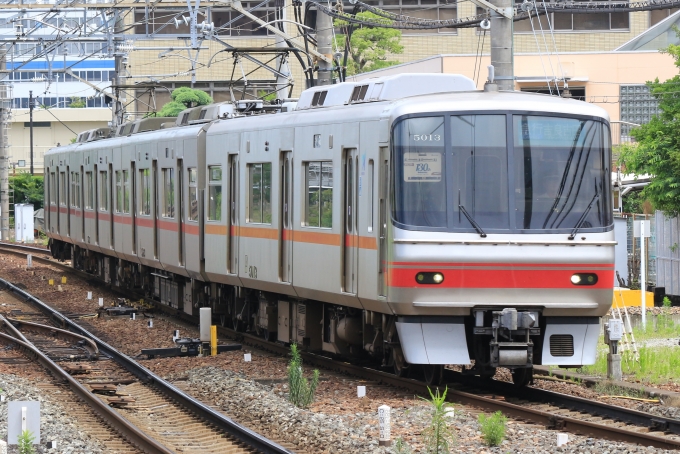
[480,308,539,368]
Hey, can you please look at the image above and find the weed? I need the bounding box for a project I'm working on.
[478,411,508,447]
[663,296,672,308]
[593,382,647,398]
[287,343,319,408]
[419,386,456,454]
[391,437,412,454]
[18,429,35,454]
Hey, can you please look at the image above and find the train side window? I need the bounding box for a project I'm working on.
[139,169,151,215]
[99,171,108,211]
[247,162,271,224]
[49,172,56,205]
[115,171,122,213]
[60,172,66,206]
[208,166,222,221]
[188,168,198,221]
[71,171,80,208]
[123,170,130,214]
[162,167,175,218]
[304,161,333,228]
[85,172,93,209]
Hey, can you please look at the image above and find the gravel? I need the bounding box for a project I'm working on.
[0,373,106,454]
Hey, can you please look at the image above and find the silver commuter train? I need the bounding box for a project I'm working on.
[45,73,615,385]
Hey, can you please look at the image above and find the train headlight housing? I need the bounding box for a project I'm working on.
[416,272,445,285]
[570,273,598,286]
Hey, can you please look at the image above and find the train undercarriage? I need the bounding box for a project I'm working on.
[56,240,540,386]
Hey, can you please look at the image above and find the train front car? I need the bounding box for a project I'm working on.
[387,92,614,386]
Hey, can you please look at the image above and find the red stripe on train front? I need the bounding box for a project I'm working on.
[388,268,613,289]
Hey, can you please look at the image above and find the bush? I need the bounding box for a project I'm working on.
[18,429,36,454]
[287,343,319,408]
[478,411,507,447]
[420,386,456,453]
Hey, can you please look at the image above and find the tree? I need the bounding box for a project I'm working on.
[620,37,680,216]
[156,87,213,117]
[334,12,404,76]
[10,172,44,210]
[68,96,85,108]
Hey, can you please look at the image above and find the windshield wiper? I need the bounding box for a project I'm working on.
[459,204,487,238]
[568,191,600,240]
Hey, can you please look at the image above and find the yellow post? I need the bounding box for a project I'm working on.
[61,276,67,284]
[211,325,217,356]
[48,279,54,286]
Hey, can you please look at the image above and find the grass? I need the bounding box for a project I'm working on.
[287,343,319,408]
[478,411,507,447]
[593,382,647,398]
[419,387,456,454]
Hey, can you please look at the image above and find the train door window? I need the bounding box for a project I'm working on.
[59,172,66,206]
[188,168,198,221]
[50,172,56,205]
[140,169,151,215]
[304,161,333,228]
[115,171,122,213]
[85,172,93,209]
[123,170,130,214]
[162,167,175,218]
[247,163,272,224]
[99,171,108,211]
[208,166,222,221]
[70,171,81,208]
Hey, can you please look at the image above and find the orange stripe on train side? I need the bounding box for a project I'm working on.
[113,215,133,225]
[156,219,178,232]
[358,235,377,250]
[238,225,279,240]
[136,217,154,228]
[183,223,199,235]
[206,224,228,235]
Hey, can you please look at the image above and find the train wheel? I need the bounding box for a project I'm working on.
[392,346,409,377]
[511,367,533,387]
[423,365,444,386]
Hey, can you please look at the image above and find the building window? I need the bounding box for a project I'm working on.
[247,163,272,224]
[620,85,661,140]
[59,172,66,206]
[305,162,333,228]
[163,168,175,218]
[85,172,93,209]
[70,171,81,208]
[188,168,198,221]
[208,166,222,221]
[511,0,629,32]
[99,171,108,211]
[140,169,151,215]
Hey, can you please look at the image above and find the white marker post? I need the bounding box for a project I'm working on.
[87,291,92,300]
[357,386,366,398]
[378,405,391,447]
[98,297,104,307]
[26,255,32,268]
[244,353,252,362]
[634,220,651,330]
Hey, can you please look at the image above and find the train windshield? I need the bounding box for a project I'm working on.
[392,114,612,233]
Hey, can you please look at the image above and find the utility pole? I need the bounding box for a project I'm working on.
[29,90,34,175]
[488,0,514,90]
[315,8,333,86]
[0,44,9,241]
[274,0,291,100]
[112,11,125,127]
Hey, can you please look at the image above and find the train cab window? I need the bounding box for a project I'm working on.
[70,171,81,208]
[188,168,198,221]
[99,171,108,211]
[49,172,56,205]
[140,169,151,215]
[85,172,93,209]
[304,161,333,228]
[208,166,222,221]
[163,168,175,218]
[59,172,66,206]
[247,163,272,224]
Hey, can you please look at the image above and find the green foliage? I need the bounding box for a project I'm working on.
[619,36,680,217]
[18,429,36,454]
[287,343,319,408]
[334,12,404,76]
[391,437,413,454]
[10,172,44,210]
[478,411,507,447]
[157,87,213,117]
[258,90,278,102]
[419,386,456,454]
[68,96,85,108]
[663,296,672,308]
[621,187,647,214]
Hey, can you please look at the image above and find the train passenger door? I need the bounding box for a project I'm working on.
[177,159,184,266]
[378,148,389,297]
[279,151,293,283]
[81,167,85,242]
[131,162,137,255]
[227,154,239,274]
[343,149,359,294]
[153,161,159,259]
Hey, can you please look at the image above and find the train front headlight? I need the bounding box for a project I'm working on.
[416,272,445,285]
[570,273,598,286]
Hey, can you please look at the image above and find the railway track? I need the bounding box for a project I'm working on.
[0,272,293,454]
[2,242,680,451]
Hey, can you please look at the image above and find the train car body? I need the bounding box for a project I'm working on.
[46,73,615,385]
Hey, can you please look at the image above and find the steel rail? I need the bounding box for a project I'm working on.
[0,315,175,454]
[6,316,99,358]
[0,276,293,454]
[3,243,680,449]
